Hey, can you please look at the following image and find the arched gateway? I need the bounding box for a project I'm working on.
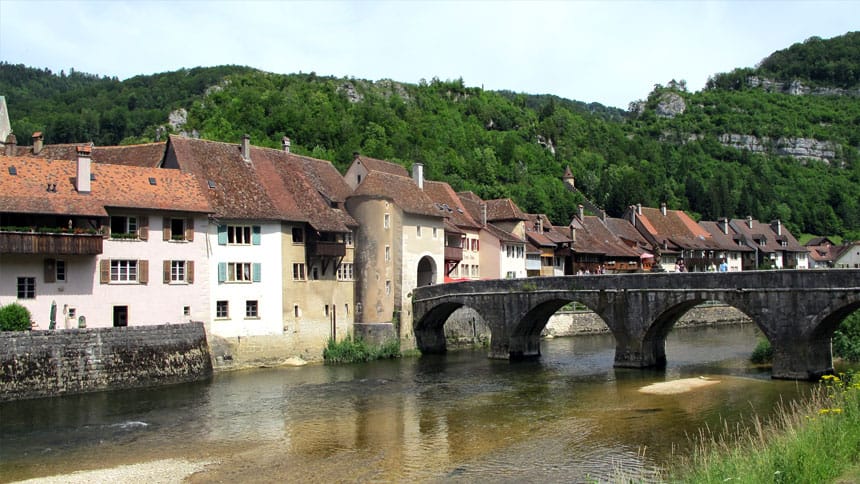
[412,270,860,380]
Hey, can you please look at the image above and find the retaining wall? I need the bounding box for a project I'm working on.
[0,322,212,402]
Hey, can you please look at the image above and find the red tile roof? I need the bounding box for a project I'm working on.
[423,180,482,230]
[354,155,409,177]
[0,155,211,217]
[11,142,167,167]
[350,171,441,218]
[634,206,722,251]
[729,218,806,254]
[485,198,528,222]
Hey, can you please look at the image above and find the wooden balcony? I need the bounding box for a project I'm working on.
[0,231,103,255]
[309,240,346,257]
[445,245,463,261]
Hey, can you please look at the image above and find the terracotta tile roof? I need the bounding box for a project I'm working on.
[423,180,482,230]
[350,171,441,218]
[605,216,650,248]
[634,206,721,251]
[483,222,523,243]
[485,198,528,222]
[11,142,167,167]
[165,136,355,231]
[729,218,807,254]
[578,216,642,257]
[0,155,211,217]
[354,155,409,177]
[293,154,353,204]
[456,191,486,225]
[699,221,754,252]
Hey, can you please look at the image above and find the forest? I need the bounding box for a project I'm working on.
[1,32,858,239]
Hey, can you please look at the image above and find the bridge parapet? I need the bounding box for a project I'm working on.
[412,270,860,380]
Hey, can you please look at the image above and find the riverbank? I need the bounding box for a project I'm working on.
[12,459,212,484]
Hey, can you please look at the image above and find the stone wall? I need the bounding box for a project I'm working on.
[446,304,752,343]
[0,322,212,402]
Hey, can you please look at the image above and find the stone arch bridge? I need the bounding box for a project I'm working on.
[411,270,860,380]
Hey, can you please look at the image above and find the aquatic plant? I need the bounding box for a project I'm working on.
[323,336,402,364]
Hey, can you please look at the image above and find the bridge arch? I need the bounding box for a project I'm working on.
[413,299,494,355]
[509,295,615,359]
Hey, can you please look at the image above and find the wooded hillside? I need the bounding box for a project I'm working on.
[2,32,858,238]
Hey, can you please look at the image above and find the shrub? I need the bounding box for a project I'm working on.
[750,337,773,364]
[323,336,402,364]
[833,311,860,362]
[0,303,32,331]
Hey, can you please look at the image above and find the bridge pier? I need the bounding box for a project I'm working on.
[613,336,667,369]
[771,337,834,380]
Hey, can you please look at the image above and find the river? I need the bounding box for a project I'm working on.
[1,324,815,482]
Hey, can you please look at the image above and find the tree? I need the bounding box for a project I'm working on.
[0,303,32,331]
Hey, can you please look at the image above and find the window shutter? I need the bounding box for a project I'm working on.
[163,260,171,284]
[101,222,110,238]
[162,217,170,241]
[252,262,262,282]
[218,262,227,282]
[185,218,194,242]
[100,259,110,284]
[44,259,56,283]
[138,260,149,284]
[187,261,195,284]
[217,225,227,245]
[139,216,149,241]
[252,225,262,245]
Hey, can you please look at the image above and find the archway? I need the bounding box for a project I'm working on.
[417,256,436,287]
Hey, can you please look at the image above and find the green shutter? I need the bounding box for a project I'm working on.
[252,263,261,282]
[252,225,261,245]
[217,225,227,245]
[218,262,227,282]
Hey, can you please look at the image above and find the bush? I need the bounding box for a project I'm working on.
[323,336,401,364]
[833,311,860,362]
[750,337,773,364]
[0,303,32,331]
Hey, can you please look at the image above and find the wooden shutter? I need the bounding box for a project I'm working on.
[187,261,195,284]
[218,262,227,282]
[252,263,261,282]
[185,218,194,242]
[217,225,227,245]
[44,258,56,283]
[252,225,261,245]
[162,217,171,241]
[100,259,110,284]
[138,216,149,241]
[163,260,171,283]
[138,260,149,284]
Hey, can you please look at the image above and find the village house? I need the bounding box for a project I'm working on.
[344,157,444,344]
[0,147,212,328]
[805,237,841,268]
[569,206,645,273]
[832,241,860,269]
[698,218,754,272]
[728,217,808,269]
[456,191,527,279]
[422,180,483,281]
[524,214,571,276]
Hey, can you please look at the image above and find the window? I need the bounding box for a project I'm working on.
[384,213,390,229]
[433,227,438,239]
[171,261,186,282]
[325,305,330,317]
[111,260,138,282]
[344,304,349,315]
[56,260,66,281]
[506,271,517,279]
[294,305,300,317]
[246,300,259,318]
[113,306,128,327]
[385,245,391,262]
[344,232,354,247]
[216,300,229,318]
[168,218,189,241]
[228,262,252,282]
[110,216,138,238]
[183,306,191,317]
[312,266,319,280]
[293,263,306,281]
[229,226,252,245]
[417,225,422,237]
[337,262,354,280]
[17,277,35,299]
[68,307,76,319]
[472,239,480,251]
[385,280,391,296]
[292,227,304,244]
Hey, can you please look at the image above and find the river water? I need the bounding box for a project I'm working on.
[1,324,814,482]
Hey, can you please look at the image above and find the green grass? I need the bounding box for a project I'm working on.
[323,336,402,364]
[666,372,860,483]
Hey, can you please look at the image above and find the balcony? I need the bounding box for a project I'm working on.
[309,240,346,257]
[445,245,463,261]
[0,230,103,255]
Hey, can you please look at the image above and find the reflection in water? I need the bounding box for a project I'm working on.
[1,325,810,482]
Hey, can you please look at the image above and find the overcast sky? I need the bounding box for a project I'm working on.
[1,1,857,108]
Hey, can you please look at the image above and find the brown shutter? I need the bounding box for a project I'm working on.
[138,260,149,284]
[185,217,194,242]
[163,260,171,283]
[100,259,110,284]
[187,260,195,284]
[44,258,56,283]
[163,217,171,241]
[138,216,149,241]
[102,222,110,239]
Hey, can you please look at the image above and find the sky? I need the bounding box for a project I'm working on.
[0,1,857,109]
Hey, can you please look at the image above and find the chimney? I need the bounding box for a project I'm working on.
[282,136,291,153]
[747,215,753,229]
[537,217,543,232]
[569,225,576,243]
[4,133,16,156]
[660,202,667,216]
[241,134,251,162]
[32,132,43,155]
[637,203,642,215]
[577,204,584,221]
[76,144,92,193]
[771,219,782,236]
[353,152,360,161]
[718,217,729,235]
[412,162,424,190]
[482,203,487,226]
